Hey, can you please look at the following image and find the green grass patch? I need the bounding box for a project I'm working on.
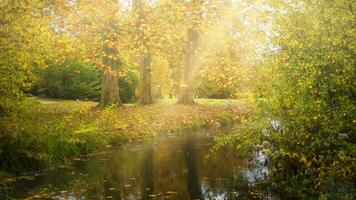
[0,98,245,176]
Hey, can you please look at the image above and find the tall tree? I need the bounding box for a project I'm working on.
[177,0,204,104]
[54,0,125,107]
[99,33,122,107]
[134,0,153,105]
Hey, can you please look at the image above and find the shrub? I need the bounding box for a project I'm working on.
[31,61,101,100]
[118,70,139,103]
[31,61,139,103]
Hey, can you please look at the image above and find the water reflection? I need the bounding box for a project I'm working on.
[184,134,202,200]
[5,132,274,199]
[142,146,154,199]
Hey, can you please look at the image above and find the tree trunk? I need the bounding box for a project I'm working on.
[98,46,121,107]
[177,0,203,104]
[140,49,153,105]
[135,0,153,105]
[177,28,199,104]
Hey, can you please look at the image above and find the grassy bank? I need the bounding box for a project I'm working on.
[0,98,245,177]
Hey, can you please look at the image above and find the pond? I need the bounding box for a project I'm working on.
[5,131,273,199]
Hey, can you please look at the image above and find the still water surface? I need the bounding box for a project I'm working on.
[7,132,272,199]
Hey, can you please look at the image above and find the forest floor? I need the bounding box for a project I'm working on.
[0,97,247,177]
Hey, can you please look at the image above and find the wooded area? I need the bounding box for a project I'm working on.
[0,0,354,199]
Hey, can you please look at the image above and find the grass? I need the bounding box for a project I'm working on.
[156,97,244,107]
[0,97,246,177]
[28,96,245,107]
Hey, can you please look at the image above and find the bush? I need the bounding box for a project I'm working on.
[31,60,139,103]
[31,61,101,100]
[118,70,139,103]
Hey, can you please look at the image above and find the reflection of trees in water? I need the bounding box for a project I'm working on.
[153,139,187,198]
[15,133,275,199]
[184,134,202,200]
[103,156,122,200]
[8,163,91,199]
[200,147,245,199]
[141,146,154,199]
[200,143,274,199]
[85,152,123,199]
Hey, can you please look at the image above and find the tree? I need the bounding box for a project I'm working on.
[263,1,355,197]
[0,0,54,111]
[99,40,122,107]
[53,0,127,107]
[134,0,153,105]
[177,0,204,104]
[220,0,355,198]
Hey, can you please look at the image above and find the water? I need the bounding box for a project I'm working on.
[5,132,273,199]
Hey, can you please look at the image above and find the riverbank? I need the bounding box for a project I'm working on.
[0,97,246,178]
